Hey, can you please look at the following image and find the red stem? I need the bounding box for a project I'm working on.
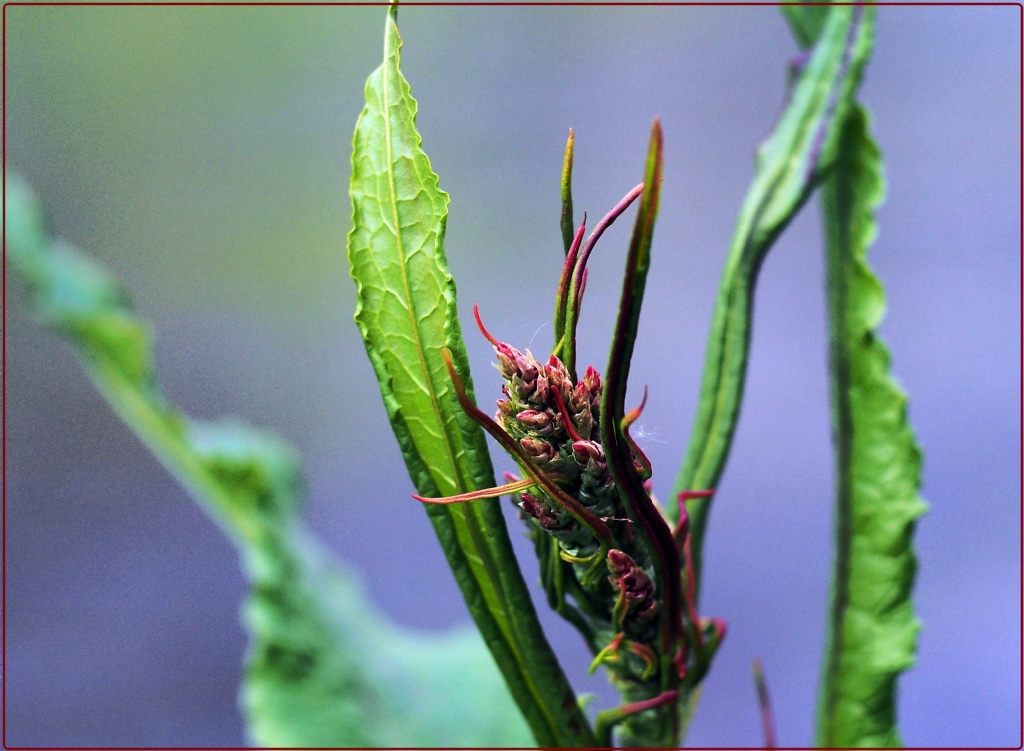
[550,386,584,443]
[617,689,679,717]
[412,476,538,504]
[473,303,502,348]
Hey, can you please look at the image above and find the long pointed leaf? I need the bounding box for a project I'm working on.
[816,103,926,749]
[347,8,595,746]
[4,171,535,748]
[599,122,688,748]
[560,128,576,256]
[670,6,876,586]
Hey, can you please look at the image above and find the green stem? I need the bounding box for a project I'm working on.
[670,5,876,592]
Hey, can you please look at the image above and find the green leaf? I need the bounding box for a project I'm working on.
[670,5,876,585]
[5,171,533,748]
[779,9,925,745]
[599,121,689,749]
[347,8,596,747]
[816,104,926,749]
[782,3,831,51]
[560,128,576,256]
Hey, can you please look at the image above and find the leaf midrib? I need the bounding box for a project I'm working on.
[381,36,463,495]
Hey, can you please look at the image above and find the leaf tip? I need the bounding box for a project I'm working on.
[647,118,664,190]
[752,657,776,749]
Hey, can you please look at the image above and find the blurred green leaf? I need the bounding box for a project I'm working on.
[671,5,877,586]
[781,3,831,51]
[816,103,926,749]
[347,7,595,747]
[5,171,533,748]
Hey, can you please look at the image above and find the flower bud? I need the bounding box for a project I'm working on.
[520,492,599,558]
[494,342,527,377]
[493,342,546,403]
[512,370,539,400]
[545,355,573,401]
[568,383,596,439]
[529,369,550,406]
[517,409,554,435]
[519,493,560,530]
[608,549,659,630]
[572,440,605,467]
[570,382,588,412]
[521,436,557,463]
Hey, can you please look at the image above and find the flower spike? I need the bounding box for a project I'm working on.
[463,129,712,731]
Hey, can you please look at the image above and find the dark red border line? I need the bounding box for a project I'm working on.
[2,2,1022,751]
[1,1,1023,5]
[4,1,9,748]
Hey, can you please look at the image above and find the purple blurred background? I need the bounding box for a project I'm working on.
[4,5,1020,747]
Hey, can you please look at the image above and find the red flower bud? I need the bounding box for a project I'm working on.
[519,493,561,530]
[495,344,527,379]
[572,440,605,466]
[545,355,573,401]
[570,381,590,412]
[520,436,557,463]
[517,409,554,434]
[530,370,550,406]
[608,549,659,628]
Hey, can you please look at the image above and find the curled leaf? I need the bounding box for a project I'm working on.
[816,104,926,749]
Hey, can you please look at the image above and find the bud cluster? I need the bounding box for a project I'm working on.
[480,329,667,688]
[490,341,623,555]
[446,132,727,728]
[608,548,659,639]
